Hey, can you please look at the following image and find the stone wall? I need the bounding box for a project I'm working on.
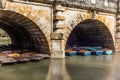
[63,7,116,49]
[5,0,53,51]
[115,14,120,51]
[0,0,117,58]
[96,13,116,44]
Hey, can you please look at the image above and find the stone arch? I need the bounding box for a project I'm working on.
[0,10,50,54]
[65,19,115,50]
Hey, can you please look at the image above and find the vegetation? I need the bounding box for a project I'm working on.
[0,29,11,45]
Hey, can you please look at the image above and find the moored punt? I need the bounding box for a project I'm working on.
[77,50,91,56]
[65,51,77,56]
[0,53,17,65]
[86,47,102,51]
[30,56,43,61]
[34,54,50,59]
[91,50,103,56]
[8,53,30,63]
[85,47,103,56]
[14,57,30,63]
[65,49,76,56]
[103,48,113,55]
[0,57,17,65]
[2,51,12,54]
[22,53,43,61]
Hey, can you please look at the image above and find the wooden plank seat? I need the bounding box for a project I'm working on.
[8,53,30,63]
[0,53,17,65]
[34,54,50,59]
[21,53,43,61]
[0,57,17,64]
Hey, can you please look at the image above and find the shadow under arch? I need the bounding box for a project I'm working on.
[66,19,115,50]
[0,10,50,54]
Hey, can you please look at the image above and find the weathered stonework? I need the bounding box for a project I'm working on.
[63,8,116,48]
[115,14,120,52]
[51,2,66,58]
[51,32,63,40]
[96,13,116,43]
[117,20,120,26]
[0,0,117,58]
[54,4,65,11]
[5,0,52,51]
[117,15,120,20]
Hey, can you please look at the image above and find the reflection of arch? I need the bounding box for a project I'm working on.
[0,10,50,54]
[66,55,113,80]
[66,19,115,50]
[0,62,49,80]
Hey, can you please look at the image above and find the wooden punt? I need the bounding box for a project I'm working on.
[22,53,43,61]
[14,57,30,62]
[65,51,77,56]
[85,47,103,56]
[103,48,113,55]
[91,50,103,56]
[34,54,50,59]
[2,51,12,54]
[30,56,43,61]
[0,57,17,64]
[77,50,91,56]
[8,53,30,63]
[86,47,102,51]
[65,49,76,56]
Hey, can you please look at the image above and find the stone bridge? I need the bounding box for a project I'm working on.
[0,0,119,58]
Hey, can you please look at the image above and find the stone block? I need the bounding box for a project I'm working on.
[117,15,120,20]
[54,24,65,29]
[54,4,65,11]
[51,32,63,40]
[115,38,120,45]
[117,20,120,26]
[55,11,64,20]
[51,51,65,58]
[116,39,120,44]
[116,28,120,32]
[116,26,120,28]
[54,15,65,20]
[54,21,65,29]
[115,34,120,39]
[115,45,120,52]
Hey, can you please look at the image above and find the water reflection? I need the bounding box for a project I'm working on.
[111,52,120,80]
[66,55,114,80]
[0,60,50,80]
[46,59,71,80]
[0,59,71,80]
[0,54,120,80]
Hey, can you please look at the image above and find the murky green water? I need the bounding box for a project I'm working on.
[0,53,120,80]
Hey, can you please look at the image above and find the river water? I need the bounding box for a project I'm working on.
[0,53,120,80]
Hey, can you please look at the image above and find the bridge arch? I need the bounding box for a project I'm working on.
[65,19,115,51]
[0,10,50,54]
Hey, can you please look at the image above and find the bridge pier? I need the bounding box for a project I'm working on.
[115,14,120,52]
[115,1,120,52]
[51,2,65,58]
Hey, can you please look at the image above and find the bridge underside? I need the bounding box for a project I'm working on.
[66,19,115,50]
[0,10,50,54]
